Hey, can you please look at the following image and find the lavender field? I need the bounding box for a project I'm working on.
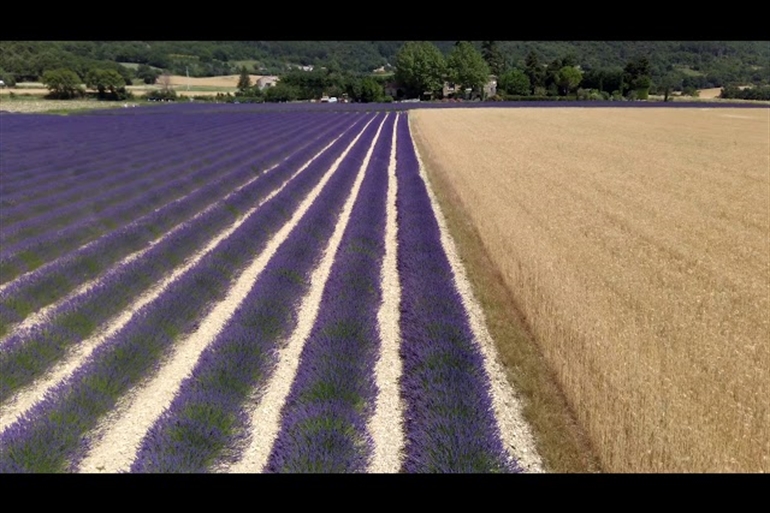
[0,105,534,473]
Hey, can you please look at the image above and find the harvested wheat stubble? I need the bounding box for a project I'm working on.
[409,107,770,473]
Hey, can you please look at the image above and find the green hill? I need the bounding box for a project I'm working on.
[2,41,767,91]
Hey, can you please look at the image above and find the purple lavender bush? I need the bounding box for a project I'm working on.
[394,113,521,473]
[0,112,378,473]
[129,113,384,473]
[265,113,395,473]
[0,113,367,404]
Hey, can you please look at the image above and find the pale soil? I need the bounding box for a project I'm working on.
[695,85,756,99]
[696,87,723,99]
[175,90,228,97]
[0,87,228,100]
[0,88,49,96]
[408,114,545,473]
[408,107,770,472]
[0,75,263,93]
[75,125,361,473]
[126,87,233,97]
[368,113,406,473]
[163,74,267,87]
[0,98,136,113]
[127,74,268,96]
[224,114,384,473]
[0,75,265,108]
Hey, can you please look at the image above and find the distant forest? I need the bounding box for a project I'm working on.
[1,41,768,89]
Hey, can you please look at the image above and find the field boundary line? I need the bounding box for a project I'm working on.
[368,111,405,473]
[0,120,363,436]
[225,113,389,474]
[75,114,380,473]
[406,113,545,473]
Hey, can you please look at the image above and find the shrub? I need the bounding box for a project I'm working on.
[0,71,16,87]
[682,86,699,97]
[41,69,85,99]
[144,88,178,101]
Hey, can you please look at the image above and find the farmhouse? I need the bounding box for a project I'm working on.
[443,76,497,99]
[385,75,497,101]
[484,75,497,98]
[257,76,279,90]
[384,81,403,100]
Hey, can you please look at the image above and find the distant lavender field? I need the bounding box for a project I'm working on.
[2,98,764,122]
[0,105,527,473]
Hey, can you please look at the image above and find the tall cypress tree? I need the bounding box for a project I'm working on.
[524,50,544,93]
[237,65,251,91]
[481,41,506,77]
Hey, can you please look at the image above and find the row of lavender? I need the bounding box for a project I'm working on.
[0,111,376,472]
[1,113,273,217]
[0,112,357,339]
[0,112,348,282]
[1,114,275,231]
[131,111,388,473]
[393,114,518,472]
[0,113,364,407]
[132,111,516,472]
[0,108,519,472]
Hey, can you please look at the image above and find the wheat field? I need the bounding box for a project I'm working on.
[409,107,770,473]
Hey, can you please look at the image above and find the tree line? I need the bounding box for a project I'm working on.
[4,41,768,103]
[26,65,162,101]
[719,84,770,101]
[387,41,659,101]
[2,40,768,87]
[224,64,393,103]
[226,42,661,104]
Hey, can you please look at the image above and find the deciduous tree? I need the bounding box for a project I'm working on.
[658,72,682,102]
[447,41,490,99]
[557,66,583,96]
[498,68,530,96]
[623,56,652,98]
[41,68,83,99]
[394,41,446,99]
[158,72,173,93]
[136,64,161,85]
[359,76,384,103]
[85,68,128,99]
[264,81,300,102]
